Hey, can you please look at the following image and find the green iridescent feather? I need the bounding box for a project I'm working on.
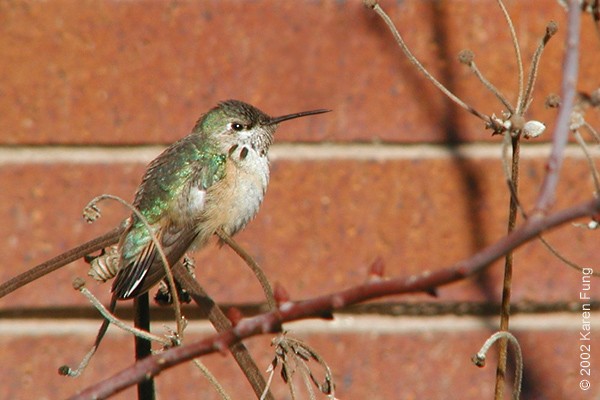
[121,136,227,263]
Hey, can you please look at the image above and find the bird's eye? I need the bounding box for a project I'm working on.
[231,122,244,131]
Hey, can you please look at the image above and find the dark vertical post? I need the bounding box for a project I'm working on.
[134,293,155,400]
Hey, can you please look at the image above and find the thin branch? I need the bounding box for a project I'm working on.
[495,136,521,399]
[171,262,275,400]
[539,235,600,275]
[59,281,168,378]
[216,229,276,310]
[365,1,490,122]
[518,21,558,114]
[0,227,123,299]
[583,121,600,143]
[76,280,169,345]
[471,60,515,114]
[573,130,600,194]
[458,50,514,114]
[68,195,600,399]
[496,0,524,111]
[85,194,185,337]
[534,0,582,213]
[501,131,526,218]
[473,331,523,400]
[192,359,231,400]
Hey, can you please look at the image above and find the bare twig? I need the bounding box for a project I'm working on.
[473,331,523,400]
[534,0,582,213]
[171,262,275,400]
[573,130,600,194]
[0,227,123,299]
[583,121,600,143]
[192,359,231,400]
[216,229,276,310]
[538,235,600,276]
[76,279,170,345]
[463,55,515,114]
[364,1,490,122]
[519,21,558,113]
[495,135,521,399]
[59,279,168,378]
[496,0,524,112]
[84,194,185,338]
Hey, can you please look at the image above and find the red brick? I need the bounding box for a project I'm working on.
[0,0,598,145]
[0,318,597,399]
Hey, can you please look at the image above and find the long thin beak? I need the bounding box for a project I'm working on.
[268,108,331,125]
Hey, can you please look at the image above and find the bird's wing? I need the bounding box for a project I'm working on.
[111,221,199,299]
[112,136,227,299]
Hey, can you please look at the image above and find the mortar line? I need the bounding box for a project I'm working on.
[0,314,595,336]
[0,143,597,165]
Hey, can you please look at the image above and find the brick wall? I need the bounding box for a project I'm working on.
[1,1,599,398]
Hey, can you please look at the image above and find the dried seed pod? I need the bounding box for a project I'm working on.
[83,203,102,223]
[523,120,546,139]
[87,246,120,282]
[545,93,561,108]
[458,49,475,65]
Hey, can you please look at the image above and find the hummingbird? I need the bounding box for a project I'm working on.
[108,99,330,300]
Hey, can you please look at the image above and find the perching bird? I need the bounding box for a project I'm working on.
[106,99,329,299]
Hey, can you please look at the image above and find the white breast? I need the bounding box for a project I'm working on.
[188,187,206,214]
[198,145,269,237]
[228,145,270,231]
